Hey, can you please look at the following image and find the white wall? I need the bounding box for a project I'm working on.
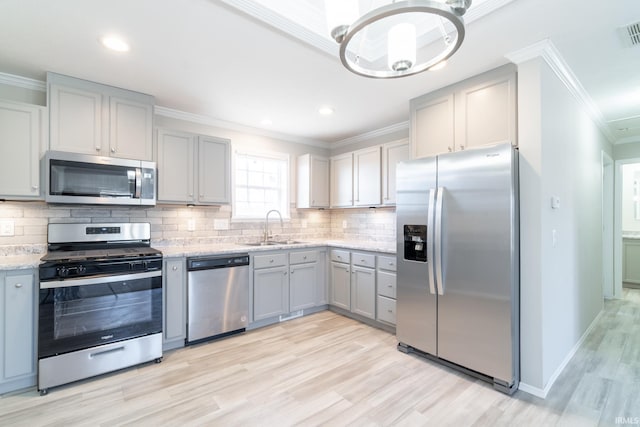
[518,58,611,395]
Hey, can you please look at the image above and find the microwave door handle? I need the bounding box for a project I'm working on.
[135,168,142,199]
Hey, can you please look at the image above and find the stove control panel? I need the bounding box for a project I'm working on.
[58,265,86,278]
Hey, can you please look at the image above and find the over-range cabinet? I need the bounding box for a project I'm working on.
[396,142,519,394]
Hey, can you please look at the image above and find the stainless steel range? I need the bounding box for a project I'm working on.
[38,223,163,395]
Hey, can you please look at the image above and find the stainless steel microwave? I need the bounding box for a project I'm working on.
[44,151,156,206]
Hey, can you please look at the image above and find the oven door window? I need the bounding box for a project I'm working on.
[49,159,137,199]
[38,274,161,358]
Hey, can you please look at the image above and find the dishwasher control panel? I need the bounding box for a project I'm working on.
[187,254,250,270]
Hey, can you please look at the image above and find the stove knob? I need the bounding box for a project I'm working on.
[77,265,86,274]
[59,267,69,278]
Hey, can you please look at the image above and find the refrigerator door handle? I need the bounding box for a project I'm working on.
[427,188,437,295]
[435,186,445,295]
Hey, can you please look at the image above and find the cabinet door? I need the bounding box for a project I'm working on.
[411,93,454,158]
[623,240,640,284]
[0,101,43,199]
[290,263,317,311]
[156,129,195,203]
[456,70,516,150]
[330,153,353,207]
[351,266,375,319]
[310,156,330,207]
[381,140,409,206]
[353,146,381,206]
[197,136,231,204]
[254,266,289,321]
[109,96,153,161]
[163,259,186,347]
[49,83,103,155]
[3,274,35,380]
[330,262,350,310]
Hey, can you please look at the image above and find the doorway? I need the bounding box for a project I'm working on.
[602,152,614,298]
[614,158,640,298]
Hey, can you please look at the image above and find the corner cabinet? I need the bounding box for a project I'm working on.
[47,72,154,161]
[297,154,329,208]
[0,269,37,394]
[329,249,375,320]
[0,100,47,200]
[410,64,516,159]
[156,129,231,205]
[163,258,186,350]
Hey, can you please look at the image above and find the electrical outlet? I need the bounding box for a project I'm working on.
[0,220,15,237]
[187,219,196,232]
[342,220,347,229]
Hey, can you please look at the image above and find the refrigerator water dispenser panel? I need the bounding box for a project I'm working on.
[404,225,427,262]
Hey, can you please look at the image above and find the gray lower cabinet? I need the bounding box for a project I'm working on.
[329,250,377,320]
[0,269,37,394]
[163,258,186,350]
[253,265,289,321]
[376,255,397,325]
[252,249,324,323]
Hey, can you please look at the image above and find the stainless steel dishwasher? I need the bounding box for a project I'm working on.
[186,254,250,344]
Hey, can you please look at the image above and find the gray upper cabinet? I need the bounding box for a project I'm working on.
[156,129,230,205]
[353,146,381,207]
[410,64,517,159]
[0,100,46,200]
[330,153,353,208]
[297,154,329,208]
[0,270,37,394]
[381,139,409,206]
[48,72,154,161]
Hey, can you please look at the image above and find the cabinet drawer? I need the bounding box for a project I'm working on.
[253,253,287,269]
[352,252,375,268]
[290,250,317,265]
[377,255,397,272]
[330,249,350,264]
[377,270,396,299]
[377,296,396,325]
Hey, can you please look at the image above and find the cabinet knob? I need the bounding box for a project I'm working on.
[303,256,307,260]
[15,283,22,288]
[387,284,393,288]
[459,145,465,150]
[284,271,288,276]
[189,193,194,197]
[448,146,453,152]
[388,309,393,313]
[270,259,274,263]
[172,266,178,271]
[389,262,394,266]
[32,185,38,190]
[290,270,293,275]
[199,194,204,198]
[111,147,116,153]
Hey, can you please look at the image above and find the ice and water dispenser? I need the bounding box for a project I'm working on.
[403,225,427,262]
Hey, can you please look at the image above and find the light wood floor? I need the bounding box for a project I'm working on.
[1,289,639,426]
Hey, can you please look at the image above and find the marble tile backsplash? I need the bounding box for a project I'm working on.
[0,202,396,254]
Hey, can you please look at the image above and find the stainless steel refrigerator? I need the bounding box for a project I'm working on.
[396,142,519,394]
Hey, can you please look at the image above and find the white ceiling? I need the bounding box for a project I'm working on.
[0,0,638,145]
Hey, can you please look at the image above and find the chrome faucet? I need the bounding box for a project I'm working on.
[263,209,283,243]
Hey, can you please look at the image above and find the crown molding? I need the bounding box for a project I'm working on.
[154,105,330,149]
[505,39,616,144]
[0,71,46,92]
[332,121,410,149]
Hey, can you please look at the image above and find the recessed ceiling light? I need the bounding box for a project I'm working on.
[319,106,334,116]
[261,119,273,126]
[100,35,130,52]
[429,60,447,71]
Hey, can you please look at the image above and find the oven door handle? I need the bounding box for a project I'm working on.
[40,270,161,289]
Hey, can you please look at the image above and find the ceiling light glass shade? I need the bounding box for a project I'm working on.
[388,23,416,71]
[100,35,130,52]
[330,0,470,79]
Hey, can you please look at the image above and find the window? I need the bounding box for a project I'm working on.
[233,151,289,220]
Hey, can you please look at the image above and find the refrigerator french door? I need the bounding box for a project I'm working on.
[396,142,519,394]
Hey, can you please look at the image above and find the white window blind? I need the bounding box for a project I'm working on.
[233,151,289,220]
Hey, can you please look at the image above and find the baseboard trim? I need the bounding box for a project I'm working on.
[518,308,604,399]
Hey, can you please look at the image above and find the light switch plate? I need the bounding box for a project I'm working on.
[0,220,15,236]
[187,219,196,232]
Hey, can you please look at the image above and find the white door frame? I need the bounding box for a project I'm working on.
[614,157,640,299]
[602,151,614,298]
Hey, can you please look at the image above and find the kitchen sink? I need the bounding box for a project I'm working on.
[242,240,306,246]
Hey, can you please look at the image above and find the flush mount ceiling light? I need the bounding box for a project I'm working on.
[318,106,335,115]
[326,0,471,78]
[100,35,130,52]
